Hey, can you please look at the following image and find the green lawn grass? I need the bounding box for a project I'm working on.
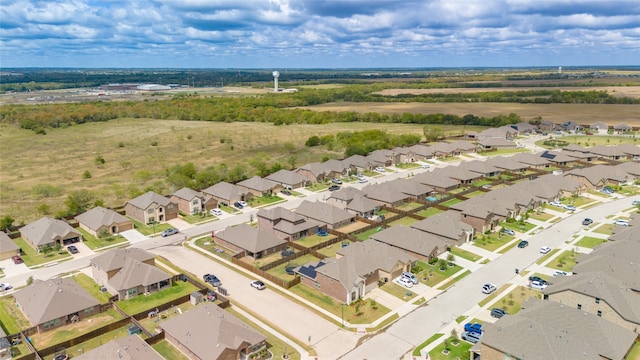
[428,338,473,360]
[266,253,321,281]
[316,240,352,258]
[449,247,481,262]
[437,270,471,290]
[478,284,511,308]
[479,148,530,156]
[546,250,580,271]
[249,195,285,207]
[498,240,521,254]
[43,325,130,360]
[180,211,216,224]
[295,234,337,248]
[473,233,515,252]
[73,273,112,303]
[471,180,492,187]
[76,227,128,250]
[379,281,418,301]
[501,221,536,233]
[463,190,486,198]
[441,198,463,207]
[413,333,444,356]
[415,261,464,287]
[455,315,467,324]
[128,217,173,236]
[575,236,608,249]
[116,282,199,315]
[194,237,235,261]
[626,340,640,360]
[0,295,31,334]
[396,202,423,211]
[388,217,420,226]
[493,286,543,315]
[536,248,560,265]
[529,212,554,221]
[152,340,192,360]
[415,207,444,218]
[12,237,72,266]
[592,223,615,235]
[354,227,383,240]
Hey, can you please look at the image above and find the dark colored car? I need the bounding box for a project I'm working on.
[203,274,221,287]
[332,178,343,184]
[528,276,547,285]
[281,189,292,195]
[161,228,179,237]
[328,185,340,191]
[517,240,529,248]
[464,322,482,334]
[67,245,79,254]
[12,255,23,264]
[582,218,593,225]
[491,308,506,318]
[233,201,244,209]
[461,331,482,344]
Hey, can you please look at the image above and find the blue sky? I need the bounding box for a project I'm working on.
[1,0,639,68]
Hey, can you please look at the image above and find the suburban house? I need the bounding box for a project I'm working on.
[295,241,416,304]
[510,152,550,168]
[256,207,324,241]
[474,298,637,360]
[561,121,583,133]
[237,176,280,197]
[369,226,447,262]
[438,165,481,185]
[613,123,632,134]
[322,159,349,179]
[201,181,250,207]
[385,178,434,199]
[590,121,609,134]
[0,232,19,261]
[361,182,412,208]
[75,206,134,237]
[572,235,639,291]
[19,217,82,250]
[618,143,640,158]
[615,161,640,180]
[295,200,356,230]
[476,125,518,139]
[91,248,171,301]
[513,173,584,201]
[75,335,164,360]
[160,303,267,360]
[124,191,178,224]
[265,169,308,189]
[510,122,538,134]
[410,210,475,245]
[366,149,398,167]
[485,156,528,174]
[565,165,631,189]
[588,144,629,160]
[460,160,502,178]
[543,271,640,333]
[393,146,415,164]
[342,154,372,174]
[476,137,517,150]
[412,171,460,193]
[538,120,557,132]
[213,224,288,260]
[170,187,217,215]
[539,150,578,167]
[448,201,501,233]
[13,278,101,333]
[325,187,379,218]
[296,162,326,183]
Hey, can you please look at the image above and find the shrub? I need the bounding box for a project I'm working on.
[82,170,92,179]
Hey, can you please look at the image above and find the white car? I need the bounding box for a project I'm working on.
[238,201,248,208]
[421,164,430,169]
[358,177,368,183]
[482,283,497,294]
[209,208,223,216]
[401,271,419,284]
[539,246,551,254]
[0,283,12,291]
[549,201,562,207]
[553,270,569,277]
[375,167,386,172]
[529,280,548,290]
[396,277,413,288]
[613,219,629,226]
[250,280,266,290]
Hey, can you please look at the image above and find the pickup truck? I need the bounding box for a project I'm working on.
[464,322,482,334]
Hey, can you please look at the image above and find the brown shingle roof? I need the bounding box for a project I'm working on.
[91,248,155,272]
[215,224,286,253]
[74,206,131,232]
[108,258,171,291]
[74,335,164,360]
[19,217,81,247]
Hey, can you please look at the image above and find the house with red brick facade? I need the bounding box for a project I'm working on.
[170,187,217,215]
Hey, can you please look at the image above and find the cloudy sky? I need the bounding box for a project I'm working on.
[1,0,639,68]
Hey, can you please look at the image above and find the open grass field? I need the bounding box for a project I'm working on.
[1,120,454,223]
[374,86,640,98]
[305,102,640,125]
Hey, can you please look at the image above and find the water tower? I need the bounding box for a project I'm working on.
[272,71,280,92]
[558,67,562,75]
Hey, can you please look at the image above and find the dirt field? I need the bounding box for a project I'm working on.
[305,102,640,125]
[374,86,640,98]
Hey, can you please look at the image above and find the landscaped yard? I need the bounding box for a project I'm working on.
[0,295,31,334]
[546,250,580,271]
[387,216,420,226]
[529,211,554,221]
[12,237,72,266]
[449,247,481,262]
[129,217,173,236]
[413,333,444,356]
[428,337,473,360]
[415,207,444,218]
[152,340,192,360]
[471,179,492,187]
[289,284,390,324]
[137,301,197,334]
[266,253,322,281]
[536,248,560,265]
[473,233,515,252]
[379,281,418,301]
[463,190,486,198]
[414,261,464,287]
[76,227,128,250]
[249,195,285,207]
[194,237,235,261]
[493,286,543,315]
[73,273,112,303]
[295,234,337,248]
[479,147,529,156]
[501,221,536,233]
[575,236,608,249]
[116,281,199,315]
[179,211,216,224]
[441,198,463,207]
[560,196,596,208]
[437,270,471,290]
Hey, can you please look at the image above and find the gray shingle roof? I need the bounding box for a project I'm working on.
[362,182,410,204]
[14,278,99,325]
[412,171,460,189]
[108,257,171,291]
[215,224,286,253]
[160,303,265,360]
[237,176,279,192]
[201,181,245,201]
[265,169,307,185]
[0,231,18,252]
[74,335,164,360]
[91,248,155,272]
[19,217,81,247]
[171,187,204,201]
[510,152,550,166]
[345,195,379,213]
[126,191,174,210]
[411,210,473,241]
[75,206,131,232]
[295,200,355,226]
[370,226,448,257]
[481,298,636,360]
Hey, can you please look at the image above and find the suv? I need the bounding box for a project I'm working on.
[528,276,547,285]
[502,228,515,236]
[331,178,343,184]
[582,218,593,225]
[491,308,506,318]
[401,271,419,285]
[161,228,179,237]
[461,331,482,344]
[203,274,221,287]
[482,283,497,294]
[464,322,482,334]
[328,185,340,191]
[539,246,551,254]
[233,201,244,209]
[517,240,529,248]
[396,277,413,288]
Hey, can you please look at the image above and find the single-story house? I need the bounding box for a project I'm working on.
[476,137,517,150]
[201,181,251,207]
[366,149,398,167]
[412,171,460,193]
[438,165,482,185]
[384,178,435,199]
[125,191,178,224]
[411,210,475,245]
[361,182,412,208]
[214,224,288,260]
[295,200,356,230]
[510,152,551,168]
[588,145,630,161]
[256,207,324,241]
[295,162,326,183]
[170,187,217,215]
[265,169,308,189]
[539,150,579,166]
[342,154,373,174]
[14,278,101,333]
[561,121,583,133]
[460,160,502,178]
[19,217,82,250]
[0,232,19,261]
[75,335,164,360]
[370,226,447,262]
[565,165,631,189]
[590,121,609,134]
[613,123,632,134]
[160,303,267,360]
[75,206,134,237]
[295,241,415,304]
[237,176,280,197]
[485,156,528,173]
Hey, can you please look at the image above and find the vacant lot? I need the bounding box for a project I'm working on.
[305,102,640,125]
[374,86,640,98]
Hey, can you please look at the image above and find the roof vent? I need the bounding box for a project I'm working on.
[497,326,502,331]
[58,289,63,292]
[584,312,588,316]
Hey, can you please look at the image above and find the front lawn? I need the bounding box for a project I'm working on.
[129,217,173,236]
[289,284,390,324]
[428,337,473,360]
[529,212,554,221]
[449,247,481,262]
[73,273,112,303]
[546,250,580,271]
[437,270,471,290]
[379,281,418,301]
[536,249,560,265]
[575,236,608,249]
[116,281,199,315]
[194,237,235,261]
[76,227,128,250]
[180,211,215,224]
[415,207,444,218]
[413,333,444,356]
[501,221,536,233]
[592,223,615,235]
[473,233,515,252]
[493,286,543,315]
[13,237,72,266]
[249,195,285,207]
[414,261,464,287]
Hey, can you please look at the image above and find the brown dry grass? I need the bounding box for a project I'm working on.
[375,86,640,98]
[305,102,640,125]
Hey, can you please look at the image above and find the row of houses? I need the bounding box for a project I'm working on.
[475,219,639,359]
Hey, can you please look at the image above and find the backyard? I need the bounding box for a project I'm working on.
[73,273,113,303]
[152,340,192,360]
[194,237,235,261]
[0,295,31,334]
[415,207,444,218]
[387,216,420,226]
[295,233,337,248]
[115,281,199,315]
[354,226,384,241]
[316,240,352,258]
[266,253,323,281]
[41,325,131,360]
[137,301,197,334]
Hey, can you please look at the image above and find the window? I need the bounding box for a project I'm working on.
[192,199,199,205]
[597,310,602,317]
[577,304,582,310]
[595,298,600,304]
[84,307,95,315]
[147,208,154,214]
[167,204,174,210]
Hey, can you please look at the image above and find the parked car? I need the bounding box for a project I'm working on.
[464,322,482,334]
[374,167,386,172]
[396,277,413,288]
[161,228,179,237]
[461,331,482,344]
[502,228,515,236]
[238,200,248,207]
[528,276,547,285]
[328,185,340,191]
[356,173,365,178]
[482,283,497,294]
[530,280,548,290]
[209,208,223,216]
[233,201,244,209]
[614,219,629,226]
[491,308,506,318]
[564,205,576,211]
[250,280,266,290]
[281,189,292,195]
[539,246,551,254]
[401,271,419,285]
[358,177,368,183]
[601,187,614,194]
[553,270,568,277]
[582,218,593,225]
[0,283,12,292]
[421,164,430,169]
[12,255,23,264]
[331,178,343,184]
[549,201,562,207]
[67,245,79,254]
[632,200,640,206]
[203,274,221,287]
[517,240,529,248]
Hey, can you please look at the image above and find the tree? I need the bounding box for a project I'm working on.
[41,244,53,257]
[0,215,15,231]
[36,203,51,215]
[64,189,95,215]
[447,253,456,264]
[305,135,320,147]
[424,126,445,142]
